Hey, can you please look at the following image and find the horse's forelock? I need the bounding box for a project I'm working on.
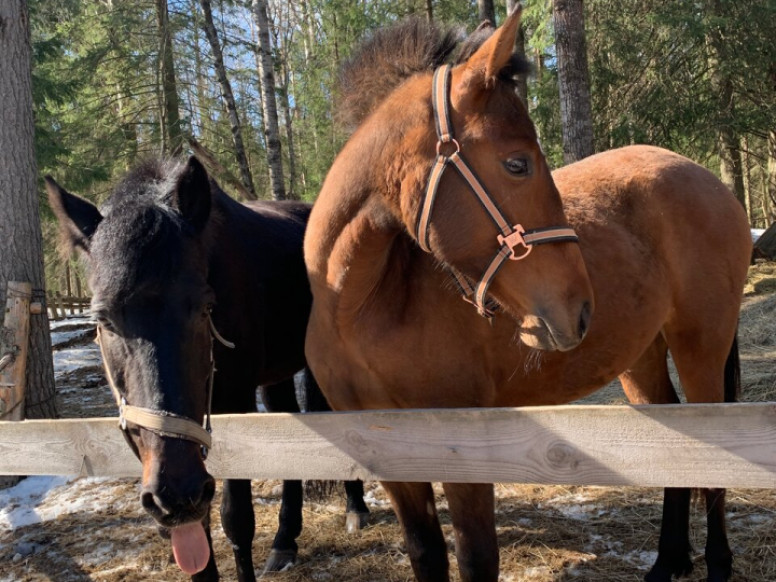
[337,18,463,131]
[90,195,188,303]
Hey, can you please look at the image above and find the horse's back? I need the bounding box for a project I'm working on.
[555,145,751,278]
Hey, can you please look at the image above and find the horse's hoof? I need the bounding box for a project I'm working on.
[645,558,694,582]
[260,549,297,576]
[345,511,369,533]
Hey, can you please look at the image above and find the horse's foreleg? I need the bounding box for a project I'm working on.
[344,479,370,533]
[261,479,303,575]
[188,513,219,581]
[441,483,498,582]
[221,479,256,582]
[704,488,732,582]
[382,481,449,582]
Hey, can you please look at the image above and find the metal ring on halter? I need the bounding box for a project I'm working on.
[436,138,460,157]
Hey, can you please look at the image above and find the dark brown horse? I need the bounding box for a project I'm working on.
[47,158,368,581]
[304,9,751,582]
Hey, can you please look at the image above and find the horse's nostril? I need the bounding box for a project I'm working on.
[201,477,216,505]
[141,490,162,514]
[578,301,592,339]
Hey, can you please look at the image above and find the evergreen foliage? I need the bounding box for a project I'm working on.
[31,0,776,293]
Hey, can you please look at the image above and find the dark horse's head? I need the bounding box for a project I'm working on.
[47,157,219,574]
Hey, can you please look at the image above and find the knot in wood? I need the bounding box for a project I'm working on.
[546,442,580,471]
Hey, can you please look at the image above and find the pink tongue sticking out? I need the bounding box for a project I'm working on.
[171,521,210,575]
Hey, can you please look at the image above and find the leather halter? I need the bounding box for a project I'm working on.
[96,315,235,460]
[416,64,580,318]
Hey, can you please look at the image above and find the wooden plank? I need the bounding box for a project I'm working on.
[0,403,774,488]
[0,282,31,421]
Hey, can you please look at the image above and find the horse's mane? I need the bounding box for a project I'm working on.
[337,18,531,131]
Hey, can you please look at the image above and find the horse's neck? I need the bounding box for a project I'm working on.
[307,137,419,323]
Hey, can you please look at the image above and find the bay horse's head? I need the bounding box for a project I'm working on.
[342,7,594,351]
[47,157,219,574]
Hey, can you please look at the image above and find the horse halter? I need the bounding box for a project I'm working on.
[96,316,235,460]
[416,64,580,318]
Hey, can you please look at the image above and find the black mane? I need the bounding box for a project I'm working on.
[90,159,200,304]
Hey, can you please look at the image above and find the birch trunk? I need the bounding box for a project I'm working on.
[251,0,286,200]
[198,0,257,199]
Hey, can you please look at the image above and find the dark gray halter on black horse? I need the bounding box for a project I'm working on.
[47,157,368,581]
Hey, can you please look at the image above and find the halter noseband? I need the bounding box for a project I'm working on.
[416,64,579,318]
[96,315,235,460]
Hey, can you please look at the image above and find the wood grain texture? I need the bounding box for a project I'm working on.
[0,403,774,488]
[0,282,31,420]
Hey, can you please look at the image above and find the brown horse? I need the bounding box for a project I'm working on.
[304,9,751,582]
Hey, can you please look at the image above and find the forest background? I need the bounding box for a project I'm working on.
[30,0,776,294]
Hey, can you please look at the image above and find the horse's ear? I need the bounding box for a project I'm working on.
[457,4,522,94]
[172,156,212,232]
[45,176,103,254]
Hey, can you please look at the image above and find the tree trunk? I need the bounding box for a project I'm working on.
[553,0,595,164]
[507,0,528,107]
[198,0,257,199]
[155,0,183,154]
[278,61,299,199]
[251,0,286,200]
[706,0,745,209]
[741,135,753,225]
[768,130,776,224]
[478,0,496,25]
[426,0,433,21]
[0,0,56,421]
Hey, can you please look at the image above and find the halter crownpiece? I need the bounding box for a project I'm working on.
[416,64,580,317]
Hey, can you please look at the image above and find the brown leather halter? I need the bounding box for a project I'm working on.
[416,64,580,318]
[96,315,234,460]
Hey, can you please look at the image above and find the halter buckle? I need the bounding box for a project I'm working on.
[497,225,533,261]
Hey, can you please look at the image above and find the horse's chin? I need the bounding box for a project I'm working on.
[518,314,581,352]
[147,504,211,531]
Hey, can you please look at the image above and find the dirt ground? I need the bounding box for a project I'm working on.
[1,262,775,581]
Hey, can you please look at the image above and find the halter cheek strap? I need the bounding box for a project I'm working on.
[96,316,235,459]
[416,64,579,318]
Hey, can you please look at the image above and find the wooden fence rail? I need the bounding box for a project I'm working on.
[47,293,91,320]
[0,402,774,488]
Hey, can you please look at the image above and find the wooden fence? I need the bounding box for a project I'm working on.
[47,292,91,320]
[0,403,774,488]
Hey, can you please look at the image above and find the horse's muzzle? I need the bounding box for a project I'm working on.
[520,300,592,352]
[140,442,216,528]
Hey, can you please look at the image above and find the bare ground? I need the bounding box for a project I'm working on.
[1,263,775,581]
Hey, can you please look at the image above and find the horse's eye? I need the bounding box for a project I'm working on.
[504,157,531,177]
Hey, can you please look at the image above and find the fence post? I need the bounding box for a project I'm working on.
[0,281,32,421]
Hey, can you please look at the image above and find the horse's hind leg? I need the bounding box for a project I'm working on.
[664,323,739,582]
[382,481,450,582]
[303,367,370,532]
[620,336,694,582]
[704,488,732,582]
[258,381,304,574]
[221,479,257,581]
[344,479,370,532]
[442,483,499,582]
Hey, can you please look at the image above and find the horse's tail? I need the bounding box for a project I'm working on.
[723,331,741,403]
